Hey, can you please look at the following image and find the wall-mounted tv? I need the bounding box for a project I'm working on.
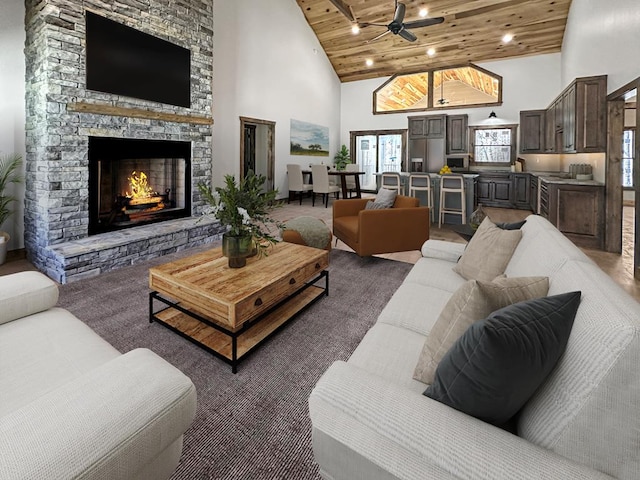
[86,11,191,108]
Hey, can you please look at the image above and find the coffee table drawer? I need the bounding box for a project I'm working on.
[234,256,328,324]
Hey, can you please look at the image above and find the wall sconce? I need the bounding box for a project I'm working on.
[488,111,497,118]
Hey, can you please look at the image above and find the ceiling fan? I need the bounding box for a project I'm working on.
[358,0,445,43]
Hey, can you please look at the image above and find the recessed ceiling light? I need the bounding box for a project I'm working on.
[351,24,360,34]
[365,58,374,67]
[502,33,514,43]
[419,8,428,17]
[426,47,436,57]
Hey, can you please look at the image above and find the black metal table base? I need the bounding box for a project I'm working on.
[149,270,328,373]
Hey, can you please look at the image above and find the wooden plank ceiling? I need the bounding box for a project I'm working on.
[295,0,572,83]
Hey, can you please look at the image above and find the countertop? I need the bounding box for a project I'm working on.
[469,169,604,186]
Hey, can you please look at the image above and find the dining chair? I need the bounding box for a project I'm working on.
[287,164,312,205]
[381,172,403,195]
[344,163,360,198]
[439,174,466,228]
[311,164,340,207]
[409,173,434,222]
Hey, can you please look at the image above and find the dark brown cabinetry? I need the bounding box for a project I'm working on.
[476,172,513,207]
[529,175,539,213]
[512,173,531,209]
[519,110,546,153]
[545,182,605,249]
[446,114,468,154]
[476,172,534,210]
[519,75,607,154]
[408,115,446,139]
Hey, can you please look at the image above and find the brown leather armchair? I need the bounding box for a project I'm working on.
[332,196,430,256]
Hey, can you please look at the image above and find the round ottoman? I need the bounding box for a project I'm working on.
[281,216,332,251]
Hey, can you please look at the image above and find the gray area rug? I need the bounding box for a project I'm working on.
[58,247,412,479]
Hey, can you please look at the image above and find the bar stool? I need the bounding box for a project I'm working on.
[439,174,466,228]
[409,173,434,222]
[381,172,403,195]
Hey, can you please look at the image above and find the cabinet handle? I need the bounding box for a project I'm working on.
[315,263,321,269]
[254,298,263,306]
[289,278,296,285]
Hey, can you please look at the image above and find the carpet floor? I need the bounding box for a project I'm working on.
[57,247,412,479]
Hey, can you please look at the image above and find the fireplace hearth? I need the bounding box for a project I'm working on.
[89,137,191,235]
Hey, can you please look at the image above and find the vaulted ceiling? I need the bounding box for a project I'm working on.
[295,0,572,83]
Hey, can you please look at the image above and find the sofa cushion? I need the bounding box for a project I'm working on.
[424,291,581,426]
[413,276,549,384]
[369,188,397,208]
[0,307,121,417]
[453,217,522,282]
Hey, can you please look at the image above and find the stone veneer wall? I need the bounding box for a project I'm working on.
[24,0,220,280]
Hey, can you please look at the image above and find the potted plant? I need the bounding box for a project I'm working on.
[198,170,283,268]
[333,144,351,171]
[0,153,23,265]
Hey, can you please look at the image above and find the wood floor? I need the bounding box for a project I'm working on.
[2,194,638,301]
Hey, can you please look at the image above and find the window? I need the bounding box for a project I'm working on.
[350,130,406,191]
[623,128,635,188]
[469,125,517,165]
[373,64,502,114]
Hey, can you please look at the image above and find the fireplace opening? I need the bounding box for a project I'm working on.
[89,137,191,235]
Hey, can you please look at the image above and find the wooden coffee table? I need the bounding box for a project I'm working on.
[149,242,329,373]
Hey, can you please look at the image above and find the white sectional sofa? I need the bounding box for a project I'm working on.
[0,271,196,479]
[309,214,640,480]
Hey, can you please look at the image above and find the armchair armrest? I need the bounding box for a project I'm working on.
[0,348,197,480]
[310,362,614,480]
[333,198,370,219]
[0,271,59,326]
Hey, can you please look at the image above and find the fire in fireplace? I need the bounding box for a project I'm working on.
[88,137,191,234]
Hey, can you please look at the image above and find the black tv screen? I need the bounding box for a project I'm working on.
[86,11,191,108]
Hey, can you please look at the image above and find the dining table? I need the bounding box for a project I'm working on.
[302,168,365,199]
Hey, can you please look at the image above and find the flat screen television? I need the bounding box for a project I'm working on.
[86,11,191,108]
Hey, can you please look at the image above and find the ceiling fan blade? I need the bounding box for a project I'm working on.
[327,0,356,22]
[393,2,406,25]
[404,17,445,29]
[366,29,392,43]
[398,28,417,42]
[358,22,388,28]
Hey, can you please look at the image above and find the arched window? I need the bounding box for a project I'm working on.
[374,64,502,114]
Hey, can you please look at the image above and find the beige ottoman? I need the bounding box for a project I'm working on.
[281,216,332,251]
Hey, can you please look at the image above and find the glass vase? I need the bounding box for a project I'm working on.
[222,233,253,268]
[469,204,487,230]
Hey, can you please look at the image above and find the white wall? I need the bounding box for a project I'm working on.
[212,0,341,199]
[340,53,562,155]
[0,0,26,250]
[562,0,640,92]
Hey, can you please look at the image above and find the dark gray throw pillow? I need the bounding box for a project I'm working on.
[424,291,581,426]
[495,220,526,230]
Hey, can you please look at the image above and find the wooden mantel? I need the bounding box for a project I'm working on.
[67,101,214,125]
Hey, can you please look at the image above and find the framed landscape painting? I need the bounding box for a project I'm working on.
[290,119,329,156]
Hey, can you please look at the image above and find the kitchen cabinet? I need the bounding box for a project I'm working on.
[519,110,546,154]
[408,115,446,139]
[520,75,606,155]
[529,175,539,213]
[546,182,605,249]
[512,173,531,209]
[446,114,468,154]
[408,114,447,172]
[544,107,556,153]
[562,84,577,152]
[476,172,513,207]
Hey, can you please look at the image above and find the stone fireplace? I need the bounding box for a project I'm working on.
[24,0,223,283]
